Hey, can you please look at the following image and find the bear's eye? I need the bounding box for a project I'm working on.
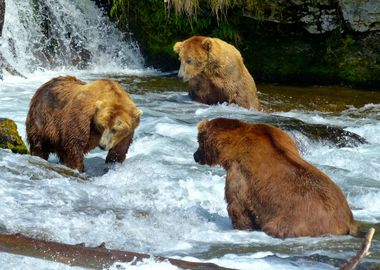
[111,128,117,133]
[186,59,192,64]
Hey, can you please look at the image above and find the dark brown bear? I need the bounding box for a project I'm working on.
[26,76,141,172]
[194,118,360,238]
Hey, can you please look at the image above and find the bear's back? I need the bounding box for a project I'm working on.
[248,123,340,191]
[84,79,134,105]
[247,124,357,237]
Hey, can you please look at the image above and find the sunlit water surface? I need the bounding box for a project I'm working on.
[0,71,379,270]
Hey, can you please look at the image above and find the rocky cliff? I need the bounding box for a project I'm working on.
[244,0,379,34]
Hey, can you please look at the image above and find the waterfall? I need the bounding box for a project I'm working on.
[0,0,145,75]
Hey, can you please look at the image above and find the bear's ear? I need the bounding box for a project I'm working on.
[115,117,130,129]
[197,120,208,131]
[201,38,213,52]
[173,42,183,54]
[95,101,104,111]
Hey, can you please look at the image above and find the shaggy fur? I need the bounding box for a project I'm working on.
[26,76,141,171]
[173,36,260,110]
[194,118,360,238]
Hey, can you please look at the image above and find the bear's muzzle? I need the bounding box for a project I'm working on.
[193,149,205,164]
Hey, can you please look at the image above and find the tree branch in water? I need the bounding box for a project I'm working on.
[340,227,375,270]
[0,233,233,270]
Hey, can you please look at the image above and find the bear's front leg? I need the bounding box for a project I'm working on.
[227,200,258,230]
[59,149,85,172]
[30,141,50,160]
[106,134,133,163]
[225,162,259,230]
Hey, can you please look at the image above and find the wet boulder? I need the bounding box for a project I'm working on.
[218,113,368,148]
[263,115,367,148]
[0,118,28,154]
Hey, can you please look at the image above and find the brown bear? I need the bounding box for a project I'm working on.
[194,118,360,238]
[26,76,142,172]
[173,36,260,110]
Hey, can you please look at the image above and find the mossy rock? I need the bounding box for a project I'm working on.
[0,118,29,154]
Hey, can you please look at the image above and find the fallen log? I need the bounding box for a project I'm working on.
[0,228,375,269]
[0,233,233,270]
[340,227,376,270]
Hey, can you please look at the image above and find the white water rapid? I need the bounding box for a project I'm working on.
[1,0,144,75]
[0,0,379,269]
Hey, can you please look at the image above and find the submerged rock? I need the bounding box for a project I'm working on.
[27,157,88,180]
[223,113,368,148]
[263,115,367,148]
[0,118,28,154]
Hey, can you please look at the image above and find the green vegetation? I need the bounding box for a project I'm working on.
[103,0,380,88]
[0,118,29,154]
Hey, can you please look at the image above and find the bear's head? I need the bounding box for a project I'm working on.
[194,118,243,166]
[95,101,142,151]
[173,36,215,82]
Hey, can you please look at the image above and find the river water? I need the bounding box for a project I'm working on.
[1,0,380,269]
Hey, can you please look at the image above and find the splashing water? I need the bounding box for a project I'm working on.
[0,1,379,269]
[1,0,144,76]
[1,78,380,269]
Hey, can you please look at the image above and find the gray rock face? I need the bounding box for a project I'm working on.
[0,0,4,36]
[340,0,380,32]
[244,0,380,34]
[299,5,339,34]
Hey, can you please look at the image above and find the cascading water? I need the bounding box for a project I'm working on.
[0,1,379,270]
[1,0,144,75]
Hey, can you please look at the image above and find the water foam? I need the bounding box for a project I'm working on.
[1,0,145,77]
[0,77,379,269]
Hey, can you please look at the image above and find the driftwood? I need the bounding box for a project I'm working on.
[340,227,376,270]
[0,228,376,269]
[0,233,233,270]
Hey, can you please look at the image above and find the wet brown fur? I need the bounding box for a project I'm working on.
[174,36,261,110]
[194,118,360,238]
[26,76,141,172]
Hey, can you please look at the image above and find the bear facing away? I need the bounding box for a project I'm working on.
[26,76,142,172]
[173,36,261,110]
[193,118,360,238]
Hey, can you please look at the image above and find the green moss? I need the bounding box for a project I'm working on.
[0,118,29,154]
[127,0,212,55]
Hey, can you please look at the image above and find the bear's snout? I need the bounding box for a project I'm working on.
[193,149,204,164]
[177,64,192,82]
[98,143,106,150]
[177,65,185,80]
[177,69,183,79]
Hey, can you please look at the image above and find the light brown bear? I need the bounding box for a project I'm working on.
[26,76,141,172]
[194,118,360,238]
[173,36,260,110]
